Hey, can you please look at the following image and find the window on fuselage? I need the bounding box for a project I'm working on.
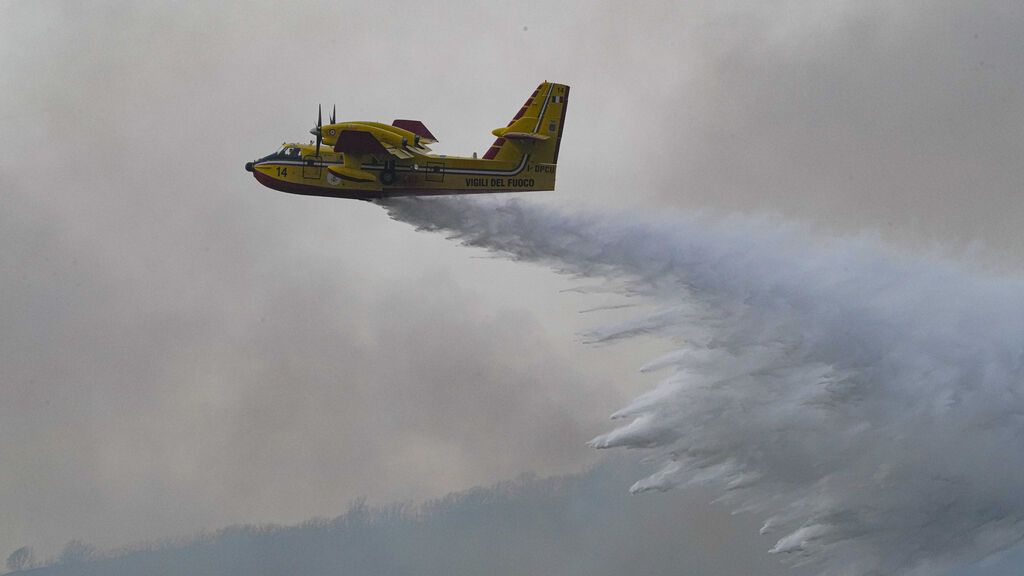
[257,145,292,163]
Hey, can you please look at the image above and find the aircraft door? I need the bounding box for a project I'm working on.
[303,156,323,179]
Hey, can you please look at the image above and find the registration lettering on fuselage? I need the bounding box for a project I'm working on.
[464,177,536,188]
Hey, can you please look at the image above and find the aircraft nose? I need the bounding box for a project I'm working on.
[245,161,254,172]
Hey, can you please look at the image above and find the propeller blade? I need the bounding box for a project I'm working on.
[331,105,336,124]
[315,104,323,156]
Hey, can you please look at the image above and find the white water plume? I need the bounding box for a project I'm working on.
[381,196,1024,576]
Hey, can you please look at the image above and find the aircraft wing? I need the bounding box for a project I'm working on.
[392,119,437,144]
[333,129,415,159]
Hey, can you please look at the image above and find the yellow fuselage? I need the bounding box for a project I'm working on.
[247,145,556,200]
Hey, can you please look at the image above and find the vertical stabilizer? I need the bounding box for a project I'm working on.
[484,81,569,165]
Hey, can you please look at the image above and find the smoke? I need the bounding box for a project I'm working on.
[380,195,1024,576]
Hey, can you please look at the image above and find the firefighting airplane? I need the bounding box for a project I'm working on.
[245,81,569,200]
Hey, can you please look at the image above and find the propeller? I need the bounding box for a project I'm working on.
[309,104,338,157]
[315,104,323,156]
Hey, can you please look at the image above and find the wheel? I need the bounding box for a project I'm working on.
[380,169,397,185]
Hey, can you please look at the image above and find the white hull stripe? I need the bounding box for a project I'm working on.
[366,154,530,176]
[259,153,531,177]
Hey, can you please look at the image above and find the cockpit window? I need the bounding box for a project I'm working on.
[257,146,303,163]
[256,144,307,162]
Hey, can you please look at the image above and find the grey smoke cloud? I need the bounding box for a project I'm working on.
[3,0,1024,573]
[0,0,640,555]
[634,1,1024,266]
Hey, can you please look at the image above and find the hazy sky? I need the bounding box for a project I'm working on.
[3,0,1023,570]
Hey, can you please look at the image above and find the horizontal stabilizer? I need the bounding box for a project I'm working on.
[491,116,548,140]
[333,130,389,155]
[392,119,437,143]
[500,132,550,141]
